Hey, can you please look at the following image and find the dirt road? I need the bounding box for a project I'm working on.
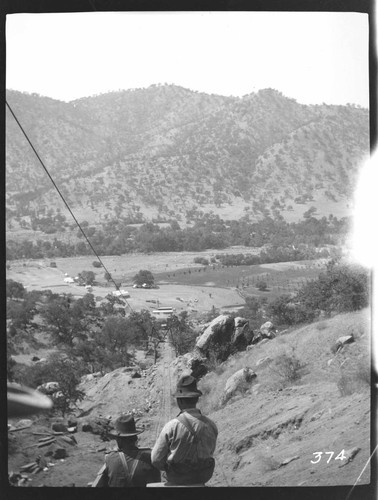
[153,340,174,442]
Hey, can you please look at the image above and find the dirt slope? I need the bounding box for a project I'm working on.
[198,309,372,487]
[8,310,372,488]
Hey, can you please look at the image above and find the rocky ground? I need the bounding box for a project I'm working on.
[8,310,373,490]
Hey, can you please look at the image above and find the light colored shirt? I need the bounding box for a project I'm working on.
[151,408,218,470]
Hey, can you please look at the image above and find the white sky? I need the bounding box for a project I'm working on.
[6,11,369,106]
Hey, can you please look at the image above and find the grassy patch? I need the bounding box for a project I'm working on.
[267,353,307,388]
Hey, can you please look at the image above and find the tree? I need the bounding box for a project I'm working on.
[296,261,370,316]
[11,354,85,417]
[49,356,86,416]
[133,270,155,287]
[127,310,164,362]
[94,315,133,369]
[303,206,317,219]
[167,312,197,356]
[268,293,317,326]
[7,299,35,329]
[78,270,96,286]
[256,279,268,291]
[6,279,26,299]
[72,340,110,375]
[100,294,126,317]
[40,294,91,347]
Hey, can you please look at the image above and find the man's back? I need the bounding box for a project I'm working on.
[151,408,218,484]
[104,447,160,487]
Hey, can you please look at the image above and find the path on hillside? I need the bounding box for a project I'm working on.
[154,340,174,441]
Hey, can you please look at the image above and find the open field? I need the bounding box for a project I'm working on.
[6,254,246,315]
[7,252,329,313]
[6,246,260,281]
[156,259,329,299]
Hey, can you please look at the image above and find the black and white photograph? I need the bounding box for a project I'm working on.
[4,4,376,496]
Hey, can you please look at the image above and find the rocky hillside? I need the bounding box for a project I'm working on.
[6,85,369,226]
[8,309,371,488]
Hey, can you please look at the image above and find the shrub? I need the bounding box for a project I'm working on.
[92,261,102,268]
[11,354,85,416]
[6,279,26,299]
[133,270,154,287]
[256,280,268,291]
[268,353,307,386]
[337,360,370,396]
[194,257,209,266]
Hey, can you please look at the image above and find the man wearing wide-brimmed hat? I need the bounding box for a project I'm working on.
[151,375,218,485]
[99,414,160,487]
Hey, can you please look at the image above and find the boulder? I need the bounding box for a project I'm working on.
[185,351,208,379]
[67,417,78,428]
[82,423,93,432]
[44,444,67,459]
[37,382,60,395]
[32,356,40,362]
[260,321,277,339]
[82,417,111,436]
[256,356,273,368]
[222,367,257,404]
[336,335,354,348]
[52,447,68,459]
[15,419,33,429]
[52,422,68,433]
[258,339,270,346]
[196,315,235,352]
[35,358,47,364]
[231,317,254,351]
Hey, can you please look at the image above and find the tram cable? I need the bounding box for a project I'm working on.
[6,100,134,311]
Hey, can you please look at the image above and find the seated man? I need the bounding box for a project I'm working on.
[151,375,218,485]
[99,414,160,487]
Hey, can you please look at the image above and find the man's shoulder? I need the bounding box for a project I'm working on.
[137,447,152,458]
[196,413,218,433]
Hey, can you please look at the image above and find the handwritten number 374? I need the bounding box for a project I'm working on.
[311,450,347,464]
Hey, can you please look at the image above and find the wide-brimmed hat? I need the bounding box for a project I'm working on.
[108,414,144,437]
[173,375,203,398]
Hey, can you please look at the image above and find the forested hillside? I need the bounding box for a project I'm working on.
[6,85,369,228]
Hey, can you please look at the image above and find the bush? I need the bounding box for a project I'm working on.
[268,353,307,387]
[133,270,154,287]
[194,257,209,265]
[11,354,85,416]
[92,261,102,268]
[337,359,370,396]
[6,279,26,299]
[256,280,268,291]
[296,260,370,317]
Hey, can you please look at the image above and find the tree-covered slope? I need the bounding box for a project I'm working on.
[6,85,369,225]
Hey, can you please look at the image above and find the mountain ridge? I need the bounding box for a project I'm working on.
[6,85,369,228]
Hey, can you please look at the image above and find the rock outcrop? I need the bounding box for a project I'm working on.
[183,315,257,379]
[196,315,235,354]
[222,367,257,405]
[231,317,254,351]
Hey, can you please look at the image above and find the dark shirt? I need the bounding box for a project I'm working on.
[103,446,161,487]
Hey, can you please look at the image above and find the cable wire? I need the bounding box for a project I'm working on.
[6,100,133,311]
